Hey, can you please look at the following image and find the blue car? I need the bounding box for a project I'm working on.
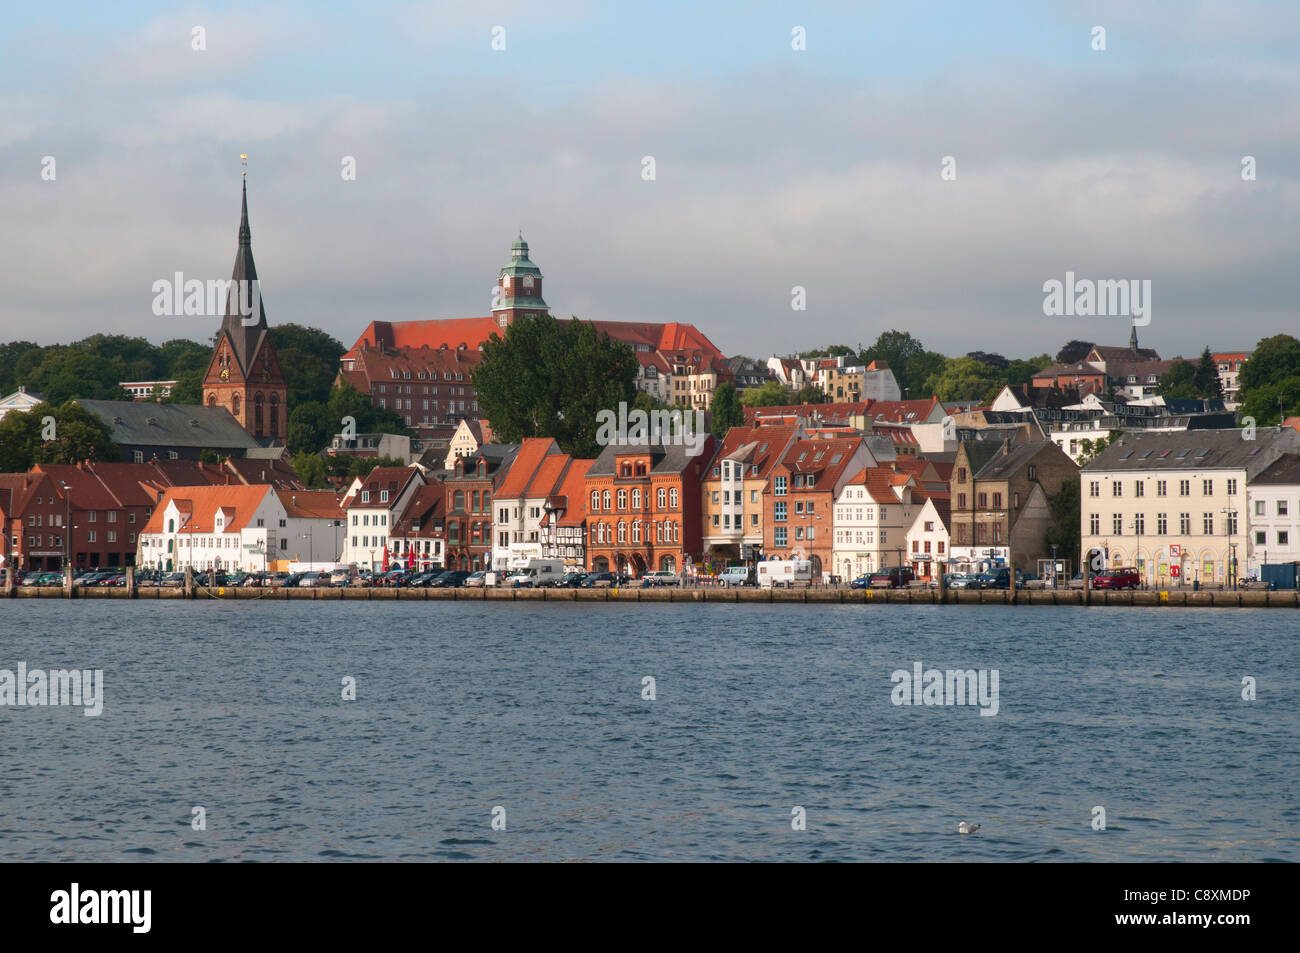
[849,574,872,589]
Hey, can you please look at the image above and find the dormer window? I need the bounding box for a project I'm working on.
[380,490,389,503]
[361,491,370,503]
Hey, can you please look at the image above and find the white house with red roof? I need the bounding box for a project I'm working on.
[138,486,344,572]
[831,467,920,581]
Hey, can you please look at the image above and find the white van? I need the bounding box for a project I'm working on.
[756,559,813,589]
[719,566,751,587]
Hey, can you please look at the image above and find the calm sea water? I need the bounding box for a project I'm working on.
[0,600,1296,862]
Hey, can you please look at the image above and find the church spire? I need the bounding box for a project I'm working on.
[220,169,266,374]
[1130,322,1138,352]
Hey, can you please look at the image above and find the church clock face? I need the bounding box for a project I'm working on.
[220,368,230,382]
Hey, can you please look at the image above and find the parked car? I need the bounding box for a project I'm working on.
[299,571,333,588]
[580,571,618,588]
[462,570,490,588]
[1092,567,1141,590]
[160,572,186,588]
[428,570,470,588]
[848,574,872,590]
[554,572,588,588]
[36,571,64,587]
[641,570,680,588]
[870,567,915,589]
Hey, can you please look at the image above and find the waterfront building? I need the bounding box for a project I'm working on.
[700,423,801,570]
[1080,427,1300,587]
[831,467,920,581]
[341,466,426,571]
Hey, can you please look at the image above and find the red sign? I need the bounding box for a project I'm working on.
[1170,566,1180,577]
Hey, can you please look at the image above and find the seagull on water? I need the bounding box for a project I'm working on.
[958,821,981,834]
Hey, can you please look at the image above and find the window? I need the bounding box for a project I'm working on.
[361,491,370,503]
[1254,531,1266,545]
[603,490,611,510]
[794,501,803,514]
[1156,480,1166,497]
[1202,479,1213,496]
[1112,482,1122,497]
[1279,500,1289,516]
[1203,513,1214,534]
[380,490,389,503]
[617,490,627,510]
[1133,514,1144,535]
[750,490,758,504]
[1280,531,1290,546]
[774,527,787,546]
[977,493,987,508]
[774,502,787,522]
[1112,514,1122,534]
[632,489,641,509]
[1226,511,1238,535]
[992,493,1002,509]
[1179,513,1190,535]
[1226,479,1237,495]
[1089,481,1099,497]
[1134,482,1144,498]
[1089,513,1100,534]
[1156,513,1167,534]
[669,488,678,508]
[591,490,600,512]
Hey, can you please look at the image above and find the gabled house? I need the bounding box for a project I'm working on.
[831,468,920,581]
[906,496,952,583]
[700,423,801,568]
[341,466,426,570]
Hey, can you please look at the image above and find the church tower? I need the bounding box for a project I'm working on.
[202,174,288,443]
[491,234,549,329]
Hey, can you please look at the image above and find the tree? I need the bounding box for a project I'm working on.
[0,402,120,471]
[288,401,331,456]
[21,349,131,405]
[924,356,1004,403]
[740,380,793,407]
[269,324,345,407]
[1056,340,1095,364]
[710,381,744,438]
[291,452,329,488]
[792,384,830,405]
[1192,347,1223,400]
[0,341,41,395]
[325,383,409,439]
[799,344,856,359]
[860,330,925,395]
[902,350,947,400]
[1043,478,1081,574]
[966,351,1009,371]
[471,314,638,458]
[1158,359,1199,399]
[1076,432,1119,466]
[1238,334,1300,424]
[1005,355,1052,387]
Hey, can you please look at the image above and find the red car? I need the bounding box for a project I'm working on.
[1093,567,1140,590]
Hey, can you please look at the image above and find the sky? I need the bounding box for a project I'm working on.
[1,0,1296,362]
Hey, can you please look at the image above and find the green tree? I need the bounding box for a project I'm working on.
[270,324,345,406]
[471,314,638,457]
[740,380,793,407]
[792,383,830,405]
[1043,478,1081,574]
[291,452,329,488]
[1158,359,1199,399]
[924,356,1004,403]
[860,330,925,394]
[288,401,331,455]
[0,402,120,470]
[1076,432,1119,466]
[1238,335,1300,424]
[902,350,947,400]
[0,341,41,395]
[1056,340,1095,364]
[1193,347,1224,400]
[709,381,744,438]
[22,349,131,405]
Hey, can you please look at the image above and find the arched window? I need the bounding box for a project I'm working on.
[632,521,641,543]
[618,522,627,543]
[632,488,641,509]
[617,489,627,510]
[206,393,217,407]
[655,522,663,543]
[254,393,264,435]
[669,488,678,508]
[657,487,667,508]
[591,490,600,512]
[454,491,465,512]
[231,393,240,416]
[168,519,175,533]
[602,490,611,510]
[270,393,280,434]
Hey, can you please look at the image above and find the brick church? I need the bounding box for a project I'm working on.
[202,178,288,444]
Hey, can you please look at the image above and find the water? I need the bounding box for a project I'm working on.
[1,601,1296,861]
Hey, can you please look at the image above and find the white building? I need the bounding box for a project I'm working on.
[341,465,426,570]
[905,496,951,582]
[1246,453,1300,577]
[831,468,919,581]
[138,486,345,572]
[1081,428,1300,587]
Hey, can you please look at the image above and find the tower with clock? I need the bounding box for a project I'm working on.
[491,233,550,328]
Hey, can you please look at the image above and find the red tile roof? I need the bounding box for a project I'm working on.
[141,485,272,535]
[495,437,562,499]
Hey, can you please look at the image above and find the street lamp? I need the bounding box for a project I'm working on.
[58,480,71,572]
